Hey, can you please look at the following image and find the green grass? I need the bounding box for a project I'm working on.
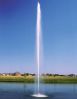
[0,76,35,83]
[42,76,77,84]
[0,75,77,83]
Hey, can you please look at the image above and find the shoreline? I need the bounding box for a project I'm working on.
[0,76,76,84]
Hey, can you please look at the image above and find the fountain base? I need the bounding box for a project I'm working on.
[32,93,48,98]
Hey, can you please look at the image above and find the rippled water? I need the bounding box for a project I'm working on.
[0,83,77,99]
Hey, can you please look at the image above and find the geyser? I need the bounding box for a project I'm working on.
[32,1,48,98]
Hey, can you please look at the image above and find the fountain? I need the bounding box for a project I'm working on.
[32,0,48,98]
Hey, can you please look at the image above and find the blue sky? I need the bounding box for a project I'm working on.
[0,0,77,74]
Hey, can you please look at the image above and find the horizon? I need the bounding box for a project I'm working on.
[0,0,77,74]
[0,72,77,75]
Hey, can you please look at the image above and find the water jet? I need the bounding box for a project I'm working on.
[32,1,48,98]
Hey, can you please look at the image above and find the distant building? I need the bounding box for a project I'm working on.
[14,72,21,76]
[2,74,6,76]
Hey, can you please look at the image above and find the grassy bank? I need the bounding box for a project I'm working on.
[0,76,35,83]
[0,76,77,83]
[42,76,77,84]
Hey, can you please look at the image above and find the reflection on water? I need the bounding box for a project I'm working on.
[0,83,77,99]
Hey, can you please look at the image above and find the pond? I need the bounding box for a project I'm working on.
[0,83,77,99]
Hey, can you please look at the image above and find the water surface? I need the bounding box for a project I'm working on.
[0,83,77,99]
